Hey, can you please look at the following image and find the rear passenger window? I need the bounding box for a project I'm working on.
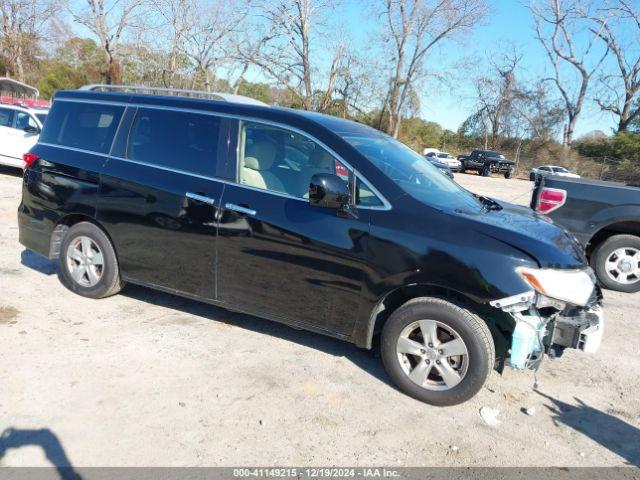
[39,101,123,154]
[126,108,221,176]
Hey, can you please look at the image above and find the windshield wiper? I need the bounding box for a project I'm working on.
[475,194,503,211]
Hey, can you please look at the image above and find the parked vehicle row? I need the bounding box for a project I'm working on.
[18,85,603,406]
[422,146,583,184]
[532,175,640,293]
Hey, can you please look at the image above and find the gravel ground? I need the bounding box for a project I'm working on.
[1,167,639,468]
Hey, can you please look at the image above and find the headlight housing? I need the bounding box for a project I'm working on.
[516,267,595,307]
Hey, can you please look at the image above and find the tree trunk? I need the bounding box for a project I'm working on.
[104,51,121,85]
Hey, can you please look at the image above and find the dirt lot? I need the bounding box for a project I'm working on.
[1,167,639,468]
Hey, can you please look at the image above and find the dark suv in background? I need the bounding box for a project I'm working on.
[18,85,603,406]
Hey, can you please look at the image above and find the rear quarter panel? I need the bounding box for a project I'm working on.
[18,143,105,257]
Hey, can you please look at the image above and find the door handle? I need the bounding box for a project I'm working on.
[186,192,216,205]
[225,203,256,216]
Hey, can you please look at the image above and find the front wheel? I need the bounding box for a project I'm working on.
[504,169,514,179]
[481,165,491,177]
[529,172,535,181]
[380,297,495,406]
[591,234,640,293]
[59,221,124,298]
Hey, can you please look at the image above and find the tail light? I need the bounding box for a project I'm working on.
[536,187,567,214]
[23,153,39,170]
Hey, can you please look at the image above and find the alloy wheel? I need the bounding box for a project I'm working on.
[396,319,469,391]
[66,236,104,287]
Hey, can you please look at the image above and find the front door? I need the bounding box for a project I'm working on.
[0,107,15,160]
[98,106,230,300]
[8,111,40,159]
[216,120,374,336]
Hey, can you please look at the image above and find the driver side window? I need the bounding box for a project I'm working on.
[13,112,37,131]
[238,122,343,198]
[238,121,384,207]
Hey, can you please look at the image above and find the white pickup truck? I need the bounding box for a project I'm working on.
[0,104,48,169]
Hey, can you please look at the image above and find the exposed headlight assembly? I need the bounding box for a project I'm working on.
[516,267,595,307]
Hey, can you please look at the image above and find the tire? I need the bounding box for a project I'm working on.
[590,234,640,293]
[504,169,513,179]
[529,172,535,181]
[481,165,490,177]
[59,221,124,298]
[380,297,495,406]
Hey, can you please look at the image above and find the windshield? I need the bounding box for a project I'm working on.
[343,135,482,212]
[553,167,569,173]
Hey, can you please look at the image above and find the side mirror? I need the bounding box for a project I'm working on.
[309,173,350,209]
[23,126,39,134]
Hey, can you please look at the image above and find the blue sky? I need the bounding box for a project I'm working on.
[67,0,621,137]
[340,0,618,138]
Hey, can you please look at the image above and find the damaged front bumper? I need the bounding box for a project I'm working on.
[550,304,604,354]
[490,289,604,370]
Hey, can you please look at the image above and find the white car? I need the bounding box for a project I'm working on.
[0,104,48,169]
[530,165,580,181]
[423,147,440,156]
[436,152,462,171]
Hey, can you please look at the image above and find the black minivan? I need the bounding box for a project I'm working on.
[18,85,604,406]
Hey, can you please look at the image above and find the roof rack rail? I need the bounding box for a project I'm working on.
[78,84,269,107]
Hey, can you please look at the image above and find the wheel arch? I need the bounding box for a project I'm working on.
[358,283,514,369]
[586,220,640,258]
[49,214,116,259]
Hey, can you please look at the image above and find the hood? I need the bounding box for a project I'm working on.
[456,201,586,269]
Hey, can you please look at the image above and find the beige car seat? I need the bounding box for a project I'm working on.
[241,140,286,194]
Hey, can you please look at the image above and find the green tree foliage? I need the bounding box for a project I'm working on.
[236,82,274,105]
[38,63,88,99]
[613,132,640,163]
[399,117,444,151]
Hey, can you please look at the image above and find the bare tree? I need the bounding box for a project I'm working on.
[531,0,609,146]
[514,80,565,141]
[231,2,282,95]
[474,47,523,148]
[150,0,191,88]
[590,0,640,133]
[378,0,488,138]
[69,0,147,84]
[179,0,247,91]
[0,0,56,82]
[241,0,342,110]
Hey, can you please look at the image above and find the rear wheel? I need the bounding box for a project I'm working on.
[59,222,124,298]
[591,234,640,293]
[504,169,514,179]
[481,165,491,177]
[529,172,535,181]
[380,297,494,406]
